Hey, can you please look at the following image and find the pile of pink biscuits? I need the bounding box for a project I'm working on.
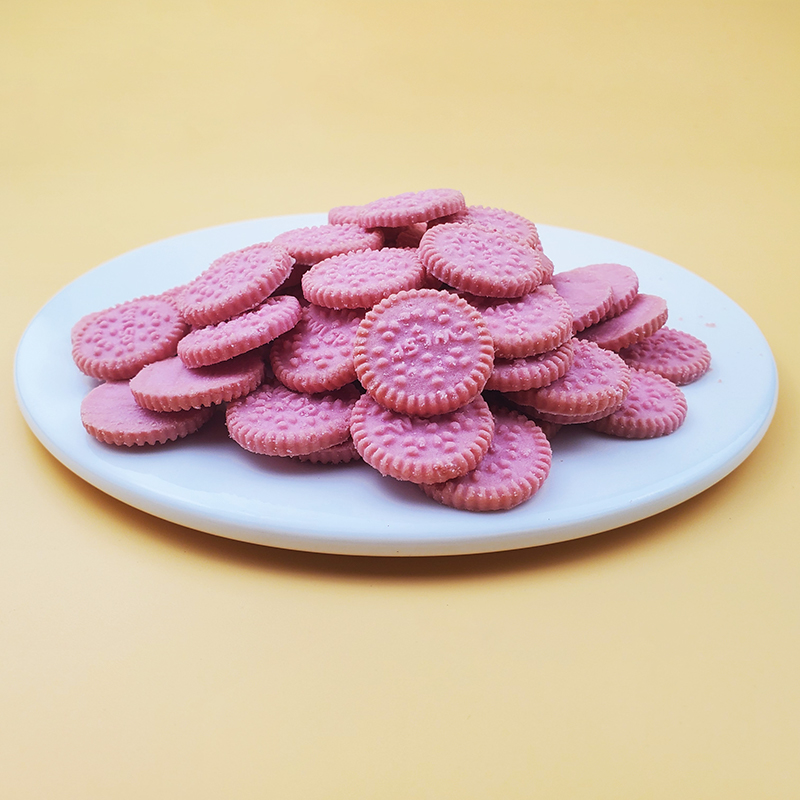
[73,188,711,512]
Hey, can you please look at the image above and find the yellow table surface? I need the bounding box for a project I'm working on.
[4,2,799,797]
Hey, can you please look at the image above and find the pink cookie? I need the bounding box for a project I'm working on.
[328,204,365,225]
[81,381,214,446]
[177,295,301,367]
[572,263,639,320]
[177,242,294,327]
[550,269,615,333]
[302,248,426,309]
[295,437,361,464]
[463,284,574,358]
[433,205,542,250]
[72,295,189,381]
[226,380,360,457]
[358,188,466,228]
[272,223,383,266]
[421,406,552,512]
[350,393,495,484]
[578,293,668,351]
[507,339,631,419]
[354,289,495,417]
[618,327,711,385]
[588,368,688,438]
[269,304,364,393]
[130,351,265,412]
[485,340,575,392]
[418,223,547,299]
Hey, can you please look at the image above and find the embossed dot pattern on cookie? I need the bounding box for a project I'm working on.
[618,327,711,385]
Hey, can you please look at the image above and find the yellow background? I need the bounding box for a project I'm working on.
[3,2,799,797]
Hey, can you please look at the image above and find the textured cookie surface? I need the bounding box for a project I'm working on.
[421,406,552,511]
[81,381,214,446]
[434,205,542,250]
[578,293,668,351]
[177,242,294,327]
[272,223,383,266]
[269,304,364,393]
[354,289,495,416]
[588,368,688,438]
[418,224,547,298]
[486,340,575,392]
[177,295,301,367]
[130,351,265,412]
[226,380,360,456]
[618,327,711,384]
[72,295,188,381]
[302,248,426,309]
[350,393,495,484]
[358,188,466,228]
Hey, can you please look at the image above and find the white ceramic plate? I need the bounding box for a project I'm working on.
[15,214,777,556]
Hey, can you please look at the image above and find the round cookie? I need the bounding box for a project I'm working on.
[272,223,383,266]
[353,289,495,417]
[177,295,301,367]
[486,340,575,392]
[577,293,668,351]
[226,380,360,457]
[350,393,495,484]
[551,269,614,333]
[81,381,214,446]
[418,223,547,298]
[358,188,466,228]
[432,205,542,250]
[269,304,364,393]
[71,295,189,381]
[587,368,688,438]
[618,326,711,385]
[421,406,552,512]
[302,248,426,310]
[130,351,265,412]
[177,242,294,327]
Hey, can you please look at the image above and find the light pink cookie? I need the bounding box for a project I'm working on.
[618,327,711,385]
[577,293,668,351]
[354,289,495,417]
[302,248,426,309]
[358,188,466,228]
[130,351,265,412]
[81,381,214,446]
[328,204,365,225]
[71,295,189,381]
[433,205,542,250]
[226,380,360,457]
[350,393,495,484]
[418,223,547,299]
[421,406,552,511]
[269,304,364,393]
[177,242,294,327]
[587,368,688,438]
[393,222,428,249]
[463,284,574,358]
[485,340,575,392]
[506,339,631,419]
[177,295,301,367]
[571,263,639,320]
[551,269,614,333]
[271,223,383,266]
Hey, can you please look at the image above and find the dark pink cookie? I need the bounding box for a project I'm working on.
[588,368,688,438]
[130,351,265,412]
[177,242,294,327]
[226,380,360,457]
[71,295,189,381]
[269,304,364,393]
[272,223,383,266]
[350,393,495,484]
[421,406,552,511]
[618,327,711,385]
[302,248,426,309]
[573,263,639,319]
[485,340,575,392]
[506,339,631,419]
[354,289,495,417]
[177,295,301,367]
[358,188,466,228]
[577,293,668,351]
[393,222,428,249]
[418,224,547,299]
[433,205,542,250]
[551,269,614,333]
[81,381,214,446]
[464,284,574,358]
